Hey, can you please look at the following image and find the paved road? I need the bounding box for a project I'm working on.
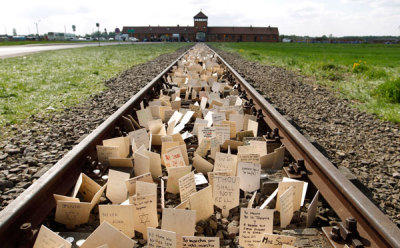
[0,42,139,58]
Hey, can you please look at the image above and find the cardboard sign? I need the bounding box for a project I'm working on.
[258,233,296,248]
[71,173,101,202]
[279,186,294,228]
[215,125,231,145]
[214,152,237,176]
[133,149,150,177]
[212,112,226,125]
[193,154,214,174]
[237,130,255,141]
[80,221,136,248]
[166,166,192,194]
[207,171,231,187]
[136,181,157,196]
[248,141,267,156]
[136,108,153,129]
[109,158,134,168]
[161,208,196,237]
[260,146,286,169]
[221,120,237,139]
[147,227,177,248]
[129,128,149,149]
[168,111,183,127]
[174,111,194,133]
[103,136,130,158]
[213,176,240,217]
[198,126,216,145]
[229,114,244,131]
[239,208,274,248]
[243,114,257,131]
[99,204,135,238]
[163,146,186,167]
[125,172,153,196]
[189,186,214,222]
[106,169,130,204]
[96,145,120,166]
[55,201,92,228]
[144,150,162,178]
[182,236,220,248]
[247,119,258,137]
[193,118,208,136]
[200,97,208,109]
[306,191,319,228]
[161,141,180,165]
[130,194,158,239]
[276,179,307,212]
[178,171,197,202]
[33,225,72,248]
[195,138,211,158]
[237,162,261,192]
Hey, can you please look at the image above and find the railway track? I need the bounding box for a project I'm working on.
[0,44,399,248]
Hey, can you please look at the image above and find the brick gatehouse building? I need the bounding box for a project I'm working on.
[122,11,279,42]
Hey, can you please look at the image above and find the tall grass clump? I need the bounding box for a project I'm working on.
[374,78,400,103]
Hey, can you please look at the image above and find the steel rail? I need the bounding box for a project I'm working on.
[0,47,192,247]
[210,45,400,248]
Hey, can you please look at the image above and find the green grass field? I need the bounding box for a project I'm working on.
[0,43,188,126]
[0,40,118,46]
[211,42,400,123]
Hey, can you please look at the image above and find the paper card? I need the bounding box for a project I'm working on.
[148,119,163,134]
[249,141,267,156]
[276,180,305,212]
[215,125,231,145]
[55,201,92,228]
[243,114,257,131]
[237,162,261,192]
[150,105,161,118]
[103,136,130,158]
[71,173,101,202]
[214,152,237,176]
[109,158,134,168]
[80,221,136,248]
[212,112,226,125]
[194,173,208,186]
[195,138,211,158]
[229,114,244,131]
[33,225,72,248]
[166,166,192,194]
[161,178,165,209]
[125,172,153,196]
[221,120,237,139]
[175,199,190,209]
[239,208,274,248]
[164,146,186,167]
[147,227,177,248]
[179,144,190,166]
[279,186,294,228]
[99,205,135,238]
[130,194,158,239]
[258,233,296,248]
[237,130,255,141]
[221,140,243,151]
[179,171,197,202]
[182,131,193,140]
[144,150,162,178]
[204,111,214,126]
[96,145,120,166]
[168,111,183,127]
[53,194,80,202]
[188,186,214,222]
[198,126,216,145]
[200,97,208,109]
[174,111,194,133]
[137,108,153,130]
[162,135,174,143]
[213,176,240,217]
[306,191,319,228]
[161,208,196,237]
[260,189,278,210]
[129,128,149,150]
[209,137,220,160]
[172,133,185,145]
[238,154,261,164]
[248,191,257,208]
[136,181,157,196]
[207,171,231,187]
[160,106,172,121]
[133,151,150,177]
[161,141,180,165]
[190,104,202,119]
[193,154,214,174]
[171,100,181,110]
[193,118,209,136]
[106,169,130,204]
[182,236,219,248]
[164,109,176,123]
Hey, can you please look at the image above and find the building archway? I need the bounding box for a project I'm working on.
[196,32,206,42]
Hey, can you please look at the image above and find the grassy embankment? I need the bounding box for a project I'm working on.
[0,40,119,46]
[212,42,400,123]
[0,43,189,126]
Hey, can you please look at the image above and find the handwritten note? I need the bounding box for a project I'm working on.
[106,169,130,204]
[163,146,186,167]
[166,166,192,194]
[198,126,216,145]
[239,208,274,248]
[130,194,158,239]
[215,125,231,145]
[214,152,237,176]
[129,128,149,149]
[258,233,296,248]
[237,162,261,192]
[279,186,294,228]
[99,204,135,238]
[182,236,220,248]
[125,172,153,196]
[213,176,240,217]
[179,171,197,202]
[96,145,119,166]
[147,227,177,248]
[33,225,71,248]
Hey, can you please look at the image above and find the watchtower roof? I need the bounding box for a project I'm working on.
[194,11,208,19]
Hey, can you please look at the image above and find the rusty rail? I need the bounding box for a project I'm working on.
[210,45,400,248]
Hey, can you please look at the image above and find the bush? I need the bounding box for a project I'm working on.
[366,69,388,80]
[374,78,400,103]
[321,63,338,71]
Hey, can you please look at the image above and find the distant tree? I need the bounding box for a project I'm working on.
[108,31,116,38]
[329,34,333,38]
[12,28,17,36]
[72,25,76,32]
[322,35,328,39]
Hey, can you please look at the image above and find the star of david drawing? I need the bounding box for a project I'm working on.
[139,213,150,225]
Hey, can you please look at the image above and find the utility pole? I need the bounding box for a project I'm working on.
[96,23,100,46]
[34,20,41,40]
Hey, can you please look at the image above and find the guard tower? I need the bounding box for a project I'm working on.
[194,11,208,41]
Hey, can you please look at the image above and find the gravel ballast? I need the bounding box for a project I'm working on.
[0,46,191,209]
[213,48,400,227]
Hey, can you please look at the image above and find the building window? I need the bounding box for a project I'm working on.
[246,35,250,41]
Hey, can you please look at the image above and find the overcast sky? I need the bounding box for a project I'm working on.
[1,0,399,37]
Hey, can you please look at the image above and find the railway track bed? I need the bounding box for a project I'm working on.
[0,44,399,248]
